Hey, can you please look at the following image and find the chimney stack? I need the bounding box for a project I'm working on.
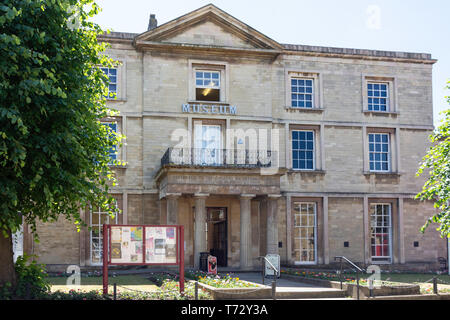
[148,14,157,31]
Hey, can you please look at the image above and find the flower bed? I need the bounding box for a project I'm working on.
[185,270,258,288]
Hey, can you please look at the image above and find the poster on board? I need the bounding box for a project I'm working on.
[145,226,177,264]
[110,226,144,264]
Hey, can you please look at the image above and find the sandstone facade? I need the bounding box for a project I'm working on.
[28,4,447,271]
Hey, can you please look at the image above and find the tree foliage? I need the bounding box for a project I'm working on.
[416,81,450,238]
[0,0,123,239]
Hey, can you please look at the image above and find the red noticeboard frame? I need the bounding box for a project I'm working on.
[102,224,185,295]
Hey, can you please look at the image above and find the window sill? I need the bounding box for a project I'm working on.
[370,261,392,265]
[288,169,326,175]
[363,110,399,117]
[363,171,401,177]
[109,164,127,169]
[188,100,229,105]
[285,107,324,113]
[106,98,127,103]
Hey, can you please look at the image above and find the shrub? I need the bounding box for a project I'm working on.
[14,254,51,299]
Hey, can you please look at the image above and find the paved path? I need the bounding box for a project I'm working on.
[223,272,340,292]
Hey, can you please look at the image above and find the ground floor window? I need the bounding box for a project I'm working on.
[90,205,119,265]
[370,203,392,263]
[12,223,23,263]
[293,202,317,264]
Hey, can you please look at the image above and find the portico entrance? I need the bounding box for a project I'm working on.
[207,207,227,267]
[156,153,287,270]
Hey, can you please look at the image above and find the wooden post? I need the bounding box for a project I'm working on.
[102,224,109,295]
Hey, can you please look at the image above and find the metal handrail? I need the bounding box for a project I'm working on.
[161,147,274,168]
[257,256,278,300]
[258,256,279,275]
[334,256,365,300]
[334,256,365,273]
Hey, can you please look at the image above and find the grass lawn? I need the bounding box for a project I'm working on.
[49,275,159,294]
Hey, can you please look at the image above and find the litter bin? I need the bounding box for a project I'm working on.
[199,252,209,272]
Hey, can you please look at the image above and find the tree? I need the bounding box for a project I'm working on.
[0,0,122,288]
[416,81,450,238]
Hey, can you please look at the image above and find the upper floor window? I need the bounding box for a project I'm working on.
[292,130,315,170]
[286,71,322,110]
[368,133,390,172]
[101,67,118,100]
[101,122,118,163]
[195,70,221,102]
[363,76,396,113]
[291,78,314,108]
[367,82,389,112]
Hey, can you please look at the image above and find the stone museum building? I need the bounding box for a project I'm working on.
[17,4,448,271]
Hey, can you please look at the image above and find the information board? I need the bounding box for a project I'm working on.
[103,224,184,296]
[109,225,178,265]
[145,226,177,264]
[110,226,143,264]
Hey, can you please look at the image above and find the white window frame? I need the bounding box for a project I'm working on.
[189,60,228,103]
[370,203,393,264]
[101,67,118,100]
[193,123,223,165]
[286,71,322,110]
[292,130,316,171]
[12,219,24,263]
[368,133,391,173]
[89,204,119,266]
[195,70,221,89]
[290,77,314,109]
[293,202,318,265]
[101,121,119,164]
[367,81,390,112]
[363,75,396,113]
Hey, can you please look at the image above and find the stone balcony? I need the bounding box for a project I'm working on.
[160,148,274,169]
[155,148,286,199]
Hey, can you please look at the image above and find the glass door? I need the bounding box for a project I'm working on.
[90,205,118,265]
[194,124,222,165]
[293,202,317,264]
[370,204,392,263]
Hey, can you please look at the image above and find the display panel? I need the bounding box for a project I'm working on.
[110,226,144,264]
[145,226,177,264]
[109,225,178,265]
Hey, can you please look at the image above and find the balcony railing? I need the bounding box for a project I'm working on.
[161,148,274,168]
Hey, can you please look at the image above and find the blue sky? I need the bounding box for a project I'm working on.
[93,0,449,126]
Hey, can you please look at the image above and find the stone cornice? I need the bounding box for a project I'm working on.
[98,33,435,64]
[133,40,282,59]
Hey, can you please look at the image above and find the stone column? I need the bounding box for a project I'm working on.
[363,196,370,265]
[193,193,208,269]
[166,193,181,225]
[240,194,255,270]
[398,198,405,264]
[323,196,330,265]
[267,195,281,255]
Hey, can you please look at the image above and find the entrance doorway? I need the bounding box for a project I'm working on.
[207,207,228,267]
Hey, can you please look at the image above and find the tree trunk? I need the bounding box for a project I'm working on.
[0,230,17,288]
